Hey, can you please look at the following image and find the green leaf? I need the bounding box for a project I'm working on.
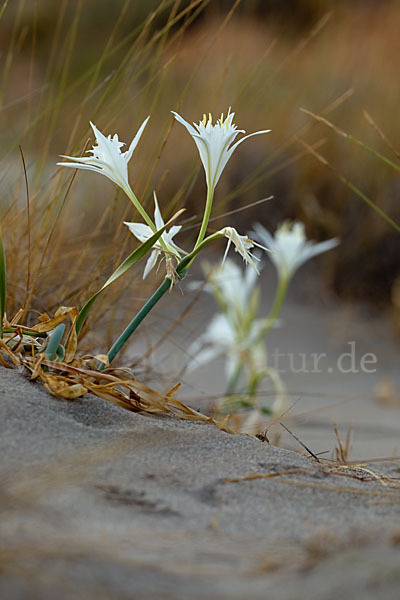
[45,323,66,361]
[75,215,182,336]
[0,228,6,338]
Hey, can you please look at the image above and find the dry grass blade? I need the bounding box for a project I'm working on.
[333,422,352,463]
[363,109,400,161]
[227,462,400,500]
[301,107,400,173]
[297,136,400,233]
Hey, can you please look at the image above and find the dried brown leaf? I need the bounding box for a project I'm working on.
[64,307,79,363]
[32,306,77,333]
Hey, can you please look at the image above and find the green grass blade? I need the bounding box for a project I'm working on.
[0,228,6,338]
[75,211,183,336]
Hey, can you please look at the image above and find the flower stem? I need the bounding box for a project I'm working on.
[260,275,289,337]
[225,362,243,396]
[125,186,156,231]
[103,264,188,369]
[104,277,172,368]
[125,185,170,255]
[193,186,215,250]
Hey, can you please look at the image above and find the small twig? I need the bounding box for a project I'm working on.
[280,421,320,462]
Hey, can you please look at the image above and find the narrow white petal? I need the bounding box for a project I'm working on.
[171,111,198,136]
[153,192,165,230]
[168,225,182,237]
[229,129,271,154]
[143,249,160,279]
[58,155,94,164]
[124,221,153,242]
[126,116,150,162]
[56,162,106,177]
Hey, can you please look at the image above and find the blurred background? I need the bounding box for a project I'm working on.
[0,0,399,342]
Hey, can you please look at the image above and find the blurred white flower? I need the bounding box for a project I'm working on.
[125,192,184,279]
[199,258,259,319]
[58,118,149,194]
[252,221,339,281]
[186,259,269,379]
[172,108,270,193]
[187,312,266,381]
[218,226,260,272]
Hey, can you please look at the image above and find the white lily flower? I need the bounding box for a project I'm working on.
[187,258,270,377]
[125,192,184,279]
[218,226,260,272]
[57,118,149,194]
[172,108,270,193]
[252,221,339,281]
[199,258,259,318]
[187,312,266,381]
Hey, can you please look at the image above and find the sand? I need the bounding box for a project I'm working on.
[1,367,400,599]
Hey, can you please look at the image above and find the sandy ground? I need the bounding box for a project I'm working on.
[1,367,400,599]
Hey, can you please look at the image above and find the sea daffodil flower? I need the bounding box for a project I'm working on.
[125,192,185,279]
[172,108,270,193]
[58,118,154,229]
[252,221,339,282]
[172,108,270,248]
[58,119,149,194]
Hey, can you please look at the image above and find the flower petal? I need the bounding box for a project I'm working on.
[171,111,198,136]
[153,191,165,230]
[126,116,150,162]
[143,248,161,279]
[229,129,271,154]
[124,221,153,242]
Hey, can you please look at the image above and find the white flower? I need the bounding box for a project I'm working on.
[186,259,270,379]
[124,192,184,279]
[57,118,149,193]
[172,108,270,193]
[199,258,259,318]
[252,221,339,281]
[187,312,266,381]
[218,226,260,272]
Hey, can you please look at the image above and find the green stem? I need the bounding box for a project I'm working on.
[105,277,172,368]
[104,264,188,369]
[125,185,155,231]
[225,362,243,396]
[193,186,215,249]
[248,372,263,397]
[125,185,170,255]
[260,275,289,337]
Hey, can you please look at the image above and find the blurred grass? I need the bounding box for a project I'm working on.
[0,0,399,360]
